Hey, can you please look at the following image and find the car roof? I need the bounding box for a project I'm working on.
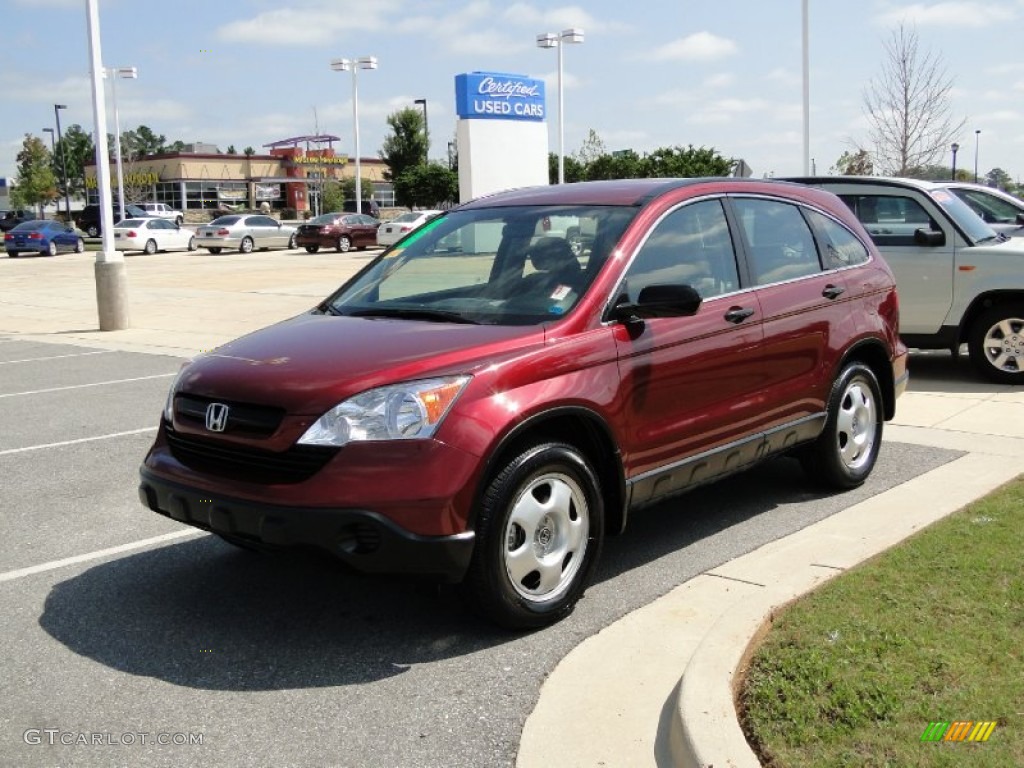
[457,177,841,210]
[783,175,948,192]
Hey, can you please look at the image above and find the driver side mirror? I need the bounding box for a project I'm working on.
[1016,212,1024,225]
[610,284,703,323]
[914,228,945,247]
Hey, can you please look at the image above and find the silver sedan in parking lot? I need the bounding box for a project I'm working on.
[196,214,298,254]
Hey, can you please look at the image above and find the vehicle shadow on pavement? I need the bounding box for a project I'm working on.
[37,447,960,693]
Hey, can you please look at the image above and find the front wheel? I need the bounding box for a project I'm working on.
[304,245,320,254]
[187,236,196,251]
[86,224,99,238]
[336,235,352,253]
[207,247,222,254]
[800,362,883,489]
[968,304,1024,384]
[74,238,85,253]
[462,442,604,629]
[144,239,157,255]
[239,237,254,254]
[46,242,57,257]
[287,233,297,249]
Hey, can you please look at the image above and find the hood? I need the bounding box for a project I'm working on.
[177,311,545,413]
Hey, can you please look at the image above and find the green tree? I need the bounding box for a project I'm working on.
[167,140,188,152]
[322,180,345,212]
[585,149,644,180]
[51,124,95,200]
[831,149,874,176]
[121,125,167,158]
[640,145,733,177]
[226,145,237,155]
[985,168,1014,191]
[243,146,255,156]
[11,134,58,214]
[575,129,607,166]
[547,153,587,184]
[339,175,375,201]
[393,163,458,208]
[379,107,427,183]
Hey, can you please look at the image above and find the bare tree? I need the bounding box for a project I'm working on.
[863,23,965,175]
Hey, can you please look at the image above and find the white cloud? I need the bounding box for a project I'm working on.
[705,73,736,88]
[765,68,800,87]
[686,97,770,124]
[499,2,627,33]
[874,2,1016,28]
[217,2,399,46]
[648,32,738,62]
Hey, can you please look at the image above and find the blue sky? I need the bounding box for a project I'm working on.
[3,0,1023,186]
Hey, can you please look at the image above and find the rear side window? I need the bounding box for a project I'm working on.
[732,198,821,285]
[805,210,870,268]
[623,199,740,300]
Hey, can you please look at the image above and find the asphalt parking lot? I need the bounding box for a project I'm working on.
[0,249,963,767]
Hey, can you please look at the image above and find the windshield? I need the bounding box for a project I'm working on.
[929,188,1000,243]
[322,204,637,326]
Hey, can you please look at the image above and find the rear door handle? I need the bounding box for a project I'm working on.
[724,306,756,324]
[822,284,845,300]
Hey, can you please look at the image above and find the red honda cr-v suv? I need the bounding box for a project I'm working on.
[139,178,907,628]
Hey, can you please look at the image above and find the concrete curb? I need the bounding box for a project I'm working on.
[669,452,1024,768]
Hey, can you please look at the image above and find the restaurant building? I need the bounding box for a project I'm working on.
[84,136,392,214]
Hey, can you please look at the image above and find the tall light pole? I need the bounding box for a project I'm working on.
[414,98,428,164]
[330,55,377,215]
[974,129,981,183]
[54,104,71,218]
[801,0,810,175]
[537,28,584,184]
[42,128,56,218]
[86,0,129,331]
[951,142,960,180]
[104,66,138,222]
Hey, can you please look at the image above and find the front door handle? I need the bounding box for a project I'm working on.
[822,284,845,300]
[724,306,755,324]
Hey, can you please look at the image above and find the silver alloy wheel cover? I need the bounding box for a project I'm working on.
[503,471,589,603]
[835,377,877,471]
[981,316,1024,374]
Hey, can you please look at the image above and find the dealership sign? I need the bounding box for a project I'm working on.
[455,72,546,121]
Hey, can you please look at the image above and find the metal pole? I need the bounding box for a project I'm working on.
[974,130,980,183]
[352,67,361,215]
[85,0,128,330]
[557,40,565,184]
[111,74,126,221]
[801,0,810,175]
[415,99,429,164]
[54,105,71,218]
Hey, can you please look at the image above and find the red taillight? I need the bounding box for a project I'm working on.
[28,233,43,239]
[3,234,11,241]
[217,228,230,235]
[126,230,138,238]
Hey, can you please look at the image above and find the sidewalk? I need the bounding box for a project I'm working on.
[2,251,1022,768]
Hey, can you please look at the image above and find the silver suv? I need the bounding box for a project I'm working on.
[131,202,184,225]
[789,177,1024,383]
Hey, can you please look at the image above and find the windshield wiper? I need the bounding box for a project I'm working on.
[315,301,342,316]
[347,307,478,324]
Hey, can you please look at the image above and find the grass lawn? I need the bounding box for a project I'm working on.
[739,475,1023,768]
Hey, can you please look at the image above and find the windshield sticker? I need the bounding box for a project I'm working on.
[550,285,572,301]
[932,190,953,203]
[399,215,445,247]
[548,305,566,315]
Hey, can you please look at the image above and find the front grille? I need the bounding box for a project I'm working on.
[165,425,337,484]
[174,395,284,438]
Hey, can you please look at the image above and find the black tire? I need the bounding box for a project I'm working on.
[239,236,254,254]
[304,245,320,254]
[187,236,196,251]
[74,238,85,254]
[288,233,297,249]
[86,224,99,238]
[175,216,184,226]
[46,241,57,257]
[207,247,222,254]
[144,238,157,255]
[461,442,604,629]
[336,235,352,253]
[8,252,18,258]
[968,303,1024,384]
[800,362,883,489]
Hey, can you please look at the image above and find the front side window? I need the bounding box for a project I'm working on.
[323,205,637,326]
[620,199,740,301]
[733,198,821,285]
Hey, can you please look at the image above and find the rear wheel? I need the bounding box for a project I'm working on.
[239,236,254,254]
[336,235,352,253]
[305,245,320,254]
[143,238,157,255]
[207,247,222,254]
[74,238,85,253]
[288,233,297,249]
[462,442,604,629]
[187,236,196,251]
[968,303,1024,384]
[86,224,99,237]
[800,362,882,489]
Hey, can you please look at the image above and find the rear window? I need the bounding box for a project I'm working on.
[209,216,242,225]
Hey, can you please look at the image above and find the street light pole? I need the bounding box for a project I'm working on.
[54,104,71,219]
[42,128,56,218]
[537,28,584,184]
[330,55,377,215]
[951,142,960,180]
[414,98,428,164]
[104,66,138,222]
[974,129,981,184]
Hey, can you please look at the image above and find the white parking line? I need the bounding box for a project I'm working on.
[0,427,158,456]
[0,350,113,365]
[0,373,175,398]
[0,530,205,584]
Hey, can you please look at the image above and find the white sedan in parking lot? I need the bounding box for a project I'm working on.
[113,218,196,254]
[376,210,443,247]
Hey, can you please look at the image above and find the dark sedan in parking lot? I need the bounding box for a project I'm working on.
[5,220,85,257]
[296,212,379,253]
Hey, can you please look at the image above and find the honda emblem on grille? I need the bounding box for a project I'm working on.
[205,403,230,432]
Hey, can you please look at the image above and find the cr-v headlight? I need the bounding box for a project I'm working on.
[163,365,190,423]
[298,376,470,447]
